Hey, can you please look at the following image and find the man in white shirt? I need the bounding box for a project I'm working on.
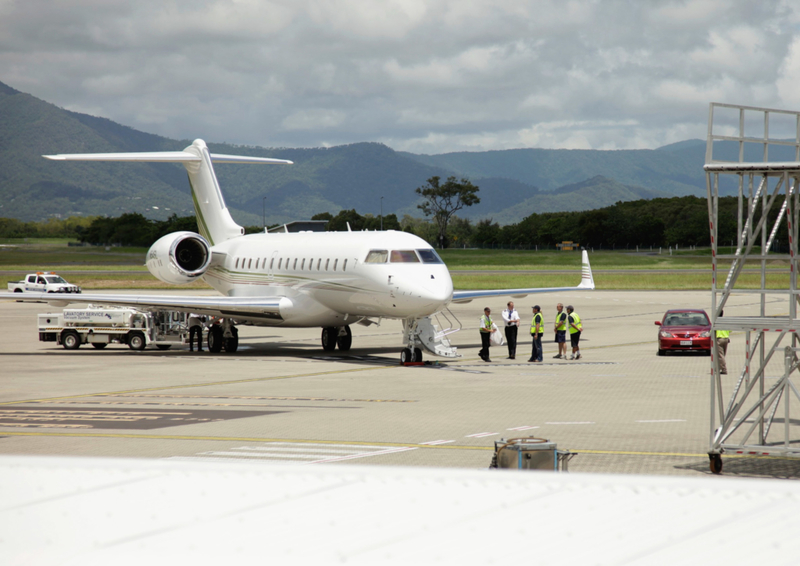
[502,301,521,359]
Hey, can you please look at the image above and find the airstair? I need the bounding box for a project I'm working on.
[705,102,800,473]
[404,309,461,358]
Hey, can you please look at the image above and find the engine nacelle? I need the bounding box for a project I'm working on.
[146,231,212,285]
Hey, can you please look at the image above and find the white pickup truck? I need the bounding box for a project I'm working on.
[7,272,81,294]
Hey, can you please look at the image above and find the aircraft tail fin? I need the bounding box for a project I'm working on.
[44,139,292,246]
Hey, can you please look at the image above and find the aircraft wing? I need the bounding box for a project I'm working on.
[0,292,287,321]
[450,249,595,304]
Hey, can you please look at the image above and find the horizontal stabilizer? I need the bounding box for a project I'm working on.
[44,151,292,165]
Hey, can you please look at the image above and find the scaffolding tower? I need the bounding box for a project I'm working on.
[705,102,800,473]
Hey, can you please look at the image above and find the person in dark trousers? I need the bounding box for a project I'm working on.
[528,305,544,362]
[502,301,520,359]
[566,305,582,359]
[479,307,493,362]
[553,303,568,358]
[188,313,204,352]
[716,309,729,375]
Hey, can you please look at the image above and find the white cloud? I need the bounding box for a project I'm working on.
[0,0,798,152]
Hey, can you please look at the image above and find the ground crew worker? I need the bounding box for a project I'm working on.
[566,305,582,360]
[188,313,204,352]
[528,305,544,362]
[479,307,494,362]
[716,309,729,375]
[502,301,520,359]
[554,303,568,359]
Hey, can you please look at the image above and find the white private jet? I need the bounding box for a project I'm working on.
[5,139,594,361]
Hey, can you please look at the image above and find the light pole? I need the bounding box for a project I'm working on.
[380,196,384,231]
[263,196,266,231]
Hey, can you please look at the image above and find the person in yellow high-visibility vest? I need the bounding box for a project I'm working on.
[716,309,730,375]
[566,305,583,360]
[479,307,494,362]
[528,305,544,362]
[553,303,568,359]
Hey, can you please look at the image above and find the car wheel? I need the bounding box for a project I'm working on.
[657,349,665,356]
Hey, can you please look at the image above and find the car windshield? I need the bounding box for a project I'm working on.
[417,249,443,264]
[45,276,67,284]
[665,313,709,326]
[390,250,420,263]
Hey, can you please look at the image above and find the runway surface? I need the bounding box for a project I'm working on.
[1,289,797,478]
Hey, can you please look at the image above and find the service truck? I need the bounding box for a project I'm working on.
[8,272,81,294]
[38,306,189,350]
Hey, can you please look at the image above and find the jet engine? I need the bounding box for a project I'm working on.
[146,231,212,285]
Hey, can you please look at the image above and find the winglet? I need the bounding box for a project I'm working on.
[577,250,595,289]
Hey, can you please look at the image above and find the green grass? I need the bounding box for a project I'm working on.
[0,239,792,290]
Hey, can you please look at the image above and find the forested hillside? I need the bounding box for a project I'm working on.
[1,79,728,225]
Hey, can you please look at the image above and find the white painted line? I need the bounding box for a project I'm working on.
[309,446,417,464]
[256,442,391,450]
[200,451,320,459]
[234,446,369,455]
[466,432,498,438]
[635,419,686,423]
[420,440,455,445]
[507,426,539,431]
[544,422,595,425]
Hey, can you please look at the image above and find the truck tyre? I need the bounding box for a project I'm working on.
[61,330,81,350]
[208,325,224,353]
[91,343,107,349]
[13,288,22,293]
[127,331,146,351]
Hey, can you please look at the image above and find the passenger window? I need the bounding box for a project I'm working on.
[390,250,420,263]
[255,259,260,269]
[301,259,305,270]
[325,259,330,271]
[248,258,252,269]
[278,258,283,270]
[293,259,298,270]
[270,258,275,270]
[317,259,321,270]
[333,259,338,271]
[343,259,348,271]
[365,250,388,263]
[417,249,443,264]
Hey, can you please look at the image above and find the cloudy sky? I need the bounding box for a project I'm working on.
[1,0,799,153]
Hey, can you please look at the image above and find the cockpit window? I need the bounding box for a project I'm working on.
[390,250,420,263]
[416,249,443,264]
[365,250,388,263]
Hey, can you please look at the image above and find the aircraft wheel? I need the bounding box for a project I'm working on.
[413,348,423,363]
[321,327,337,351]
[91,343,108,349]
[208,326,224,353]
[336,326,352,351]
[709,453,723,474]
[400,348,412,364]
[224,327,239,353]
[127,331,146,351]
[61,330,81,350]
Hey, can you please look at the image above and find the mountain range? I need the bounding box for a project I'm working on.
[0,80,740,226]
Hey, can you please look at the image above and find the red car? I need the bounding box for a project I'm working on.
[655,309,712,356]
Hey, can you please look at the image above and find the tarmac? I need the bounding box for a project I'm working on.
[1,288,798,479]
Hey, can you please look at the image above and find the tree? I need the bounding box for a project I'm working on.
[416,176,480,248]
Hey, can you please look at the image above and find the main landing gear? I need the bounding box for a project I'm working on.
[321,326,352,352]
[207,322,238,353]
